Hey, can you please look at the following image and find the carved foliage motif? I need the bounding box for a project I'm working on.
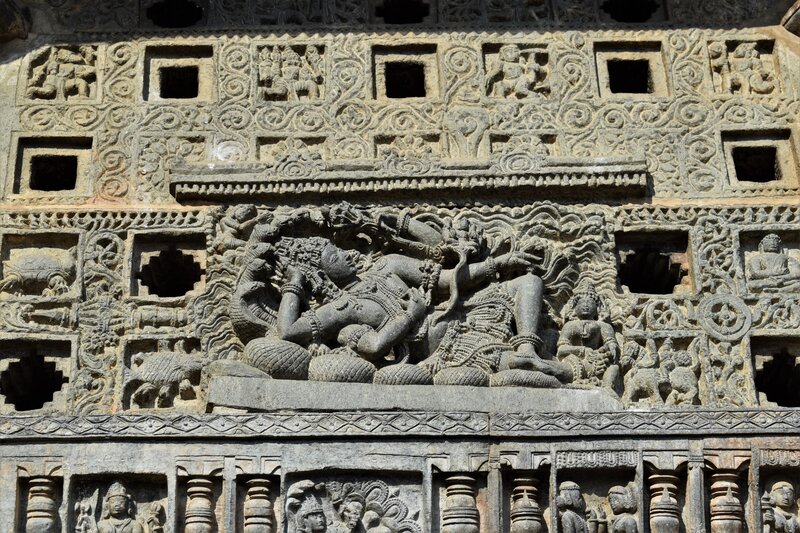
[0,204,798,412]
[12,29,800,204]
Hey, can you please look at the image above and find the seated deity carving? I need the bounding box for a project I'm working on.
[72,481,164,533]
[230,203,577,388]
[748,234,800,293]
[762,480,799,533]
[556,284,621,394]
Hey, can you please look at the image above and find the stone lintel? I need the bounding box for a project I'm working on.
[207,376,623,413]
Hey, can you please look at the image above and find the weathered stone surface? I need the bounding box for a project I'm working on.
[208,377,623,412]
[2,0,800,531]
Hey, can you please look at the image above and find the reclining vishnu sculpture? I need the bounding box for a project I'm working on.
[229,203,614,389]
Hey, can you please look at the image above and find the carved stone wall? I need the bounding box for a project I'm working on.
[2,1,800,532]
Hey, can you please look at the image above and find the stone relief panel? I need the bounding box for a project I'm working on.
[9,29,800,203]
[0,205,796,413]
[709,39,781,96]
[483,43,551,99]
[24,45,100,103]
[256,44,326,102]
[71,478,167,533]
[18,450,800,533]
[286,475,422,533]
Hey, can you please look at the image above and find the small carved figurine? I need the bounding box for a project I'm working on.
[557,481,588,533]
[125,340,205,409]
[607,484,639,533]
[258,45,323,101]
[27,45,96,100]
[748,234,800,293]
[97,482,145,533]
[330,494,366,533]
[763,480,799,533]
[287,481,328,533]
[485,44,548,98]
[557,284,621,393]
[729,42,777,95]
[621,339,700,406]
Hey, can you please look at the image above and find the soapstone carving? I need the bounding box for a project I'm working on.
[762,480,799,533]
[233,203,574,387]
[709,40,779,95]
[26,45,97,101]
[485,44,550,99]
[124,340,205,409]
[4,2,800,532]
[286,479,419,533]
[607,484,638,533]
[621,339,700,406]
[557,284,620,393]
[748,234,800,293]
[557,481,588,533]
[74,481,164,533]
[258,45,324,101]
[0,246,76,296]
[510,478,545,533]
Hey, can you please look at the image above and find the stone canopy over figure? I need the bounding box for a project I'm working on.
[231,203,578,388]
[748,234,800,292]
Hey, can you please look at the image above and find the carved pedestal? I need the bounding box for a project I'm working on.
[243,479,273,533]
[442,475,481,533]
[510,477,545,533]
[25,478,58,533]
[185,478,215,533]
[709,472,743,533]
[648,474,680,533]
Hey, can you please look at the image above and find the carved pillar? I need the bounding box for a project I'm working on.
[709,472,744,533]
[243,479,273,533]
[441,475,480,533]
[25,478,58,533]
[686,458,706,532]
[648,474,680,533]
[185,478,216,533]
[510,478,545,533]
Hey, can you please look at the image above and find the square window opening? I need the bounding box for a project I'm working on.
[616,232,690,295]
[384,62,427,98]
[159,65,200,99]
[732,145,780,183]
[376,0,430,24]
[29,155,78,191]
[607,59,651,94]
[753,339,800,407]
